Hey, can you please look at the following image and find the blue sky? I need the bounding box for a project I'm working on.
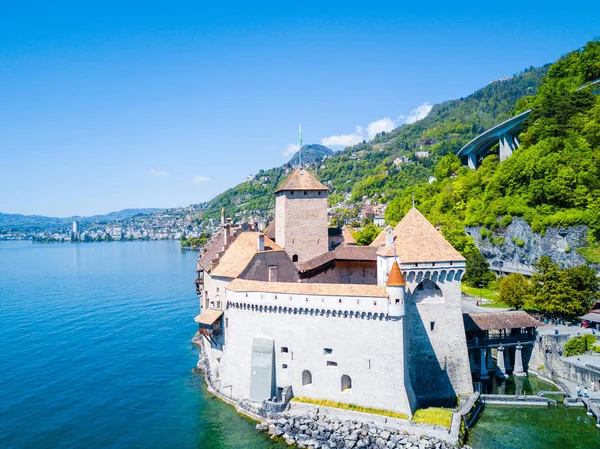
[1,1,598,217]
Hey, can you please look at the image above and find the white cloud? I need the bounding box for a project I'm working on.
[405,102,432,124]
[192,175,210,184]
[148,168,169,177]
[315,102,433,150]
[366,117,396,140]
[321,126,364,147]
[282,143,300,158]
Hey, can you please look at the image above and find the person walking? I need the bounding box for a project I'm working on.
[592,381,597,392]
[584,387,589,398]
[577,385,582,397]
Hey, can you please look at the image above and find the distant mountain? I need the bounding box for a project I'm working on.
[287,144,334,166]
[0,208,163,232]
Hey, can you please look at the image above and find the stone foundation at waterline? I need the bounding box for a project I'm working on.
[256,409,470,449]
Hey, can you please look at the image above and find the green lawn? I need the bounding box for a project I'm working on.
[412,408,453,429]
[461,284,509,308]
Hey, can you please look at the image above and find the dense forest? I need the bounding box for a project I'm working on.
[385,41,600,263]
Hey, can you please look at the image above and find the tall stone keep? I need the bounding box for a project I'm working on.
[274,169,329,263]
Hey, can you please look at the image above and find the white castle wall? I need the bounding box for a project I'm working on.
[210,288,414,416]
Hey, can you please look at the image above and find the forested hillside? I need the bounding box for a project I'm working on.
[385,41,600,261]
[197,64,549,223]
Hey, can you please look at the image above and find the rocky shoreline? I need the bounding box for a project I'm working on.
[256,413,470,449]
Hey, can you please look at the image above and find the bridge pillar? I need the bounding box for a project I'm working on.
[479,349,489,379]
[486,348,495,371]
[469,350,477,373]
[513,343,527,377]
[467,152,477,170]
[499,133,520,161]
[496,345,507,378]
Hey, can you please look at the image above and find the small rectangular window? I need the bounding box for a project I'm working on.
[430,321,436,331]
[282,364,288,369]
[226,318,229,328]
[324,348,333,355]
[395,299,400,304]
[217,287,219,292]
[327,361,338,367]
[281,347,289,353]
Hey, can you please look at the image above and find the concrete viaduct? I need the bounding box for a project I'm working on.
[457,109,532,169]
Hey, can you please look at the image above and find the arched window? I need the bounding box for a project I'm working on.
[302,370,312,386]
[292,254,299,262]
[341,375,352,391]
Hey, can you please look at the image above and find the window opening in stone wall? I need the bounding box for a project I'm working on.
[324,348,333,355]
[302,370,312,385]
[304,191,307,195]
[327,361,338,367]
[395,298,400,304]
[430,321,436,331]
[226,318,229,328]
[341,375,352,391]
[292,254,298,262]
[282,364,288,369]
[281,347,289,353]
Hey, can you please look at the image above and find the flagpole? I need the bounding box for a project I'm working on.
[299,124,303,168]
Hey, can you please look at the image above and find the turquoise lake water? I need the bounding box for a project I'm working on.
[2,240,600,448]
[0,241,286,449]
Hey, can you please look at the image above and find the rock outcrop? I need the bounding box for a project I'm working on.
[466,217,595,270]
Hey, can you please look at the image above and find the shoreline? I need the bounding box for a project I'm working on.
[192,332,473,449]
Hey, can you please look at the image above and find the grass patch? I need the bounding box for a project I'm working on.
[411,408,453,429]
[461,284,500,302]
[480,299,510,308]
[291,397,408,420]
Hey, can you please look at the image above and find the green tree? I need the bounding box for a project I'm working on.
[498,273,530,309]
[462,249,494,287]
[529,256,598,317]
[353,224,379,246]
[433,154,461,180]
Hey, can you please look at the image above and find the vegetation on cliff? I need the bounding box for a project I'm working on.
[385,40,600,265]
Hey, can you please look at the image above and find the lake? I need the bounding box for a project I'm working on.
[1,240,598,448]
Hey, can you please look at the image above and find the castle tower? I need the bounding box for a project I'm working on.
[274,169,329,263]
[386,261,406,317]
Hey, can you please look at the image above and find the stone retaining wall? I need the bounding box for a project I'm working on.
[256,405,471,449]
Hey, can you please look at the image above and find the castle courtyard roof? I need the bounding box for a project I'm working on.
[463,311,543,332]
[274,169,329,193]
[375,208,465,263]
[226,279,388,298]
[211,232,283,279]
[296,245,377,272]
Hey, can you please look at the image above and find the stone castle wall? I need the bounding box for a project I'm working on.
[275,191,329,263]
[210,289,414,416]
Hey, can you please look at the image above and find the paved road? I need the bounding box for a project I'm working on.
[461,293,508,314]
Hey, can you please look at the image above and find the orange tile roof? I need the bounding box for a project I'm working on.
[369,225,391,247]
[226,279,388,298]
[386,262,406,286]
[376,208,465,263]
[198,230,225,271]
[211,232,283,279]
[264,219,276,239]
[274,169,329,193]
[194,309,224,325]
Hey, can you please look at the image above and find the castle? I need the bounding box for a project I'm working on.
[194,169,472,416]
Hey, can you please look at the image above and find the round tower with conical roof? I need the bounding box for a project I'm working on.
[386,261,406,317]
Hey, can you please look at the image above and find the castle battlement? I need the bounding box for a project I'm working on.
[225,281,392,320]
